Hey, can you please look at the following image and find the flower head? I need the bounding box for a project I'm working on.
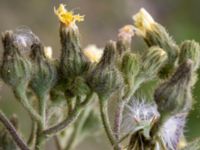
[54,4,84,27]
[118,25,134,42]
[122,99,186,149]
[83,45,103,63]
[132,8,155,36]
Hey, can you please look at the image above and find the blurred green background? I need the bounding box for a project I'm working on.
[0,0,200,149]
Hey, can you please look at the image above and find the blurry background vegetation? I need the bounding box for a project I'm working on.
[0,0,200,149]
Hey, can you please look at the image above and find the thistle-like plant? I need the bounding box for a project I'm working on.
[0,4,200,150]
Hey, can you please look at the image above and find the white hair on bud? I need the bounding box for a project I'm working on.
[13,26,39,55]
[160,113,186,150]
[121,97,159,135]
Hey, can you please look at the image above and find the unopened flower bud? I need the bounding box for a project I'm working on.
[87,41,123,100]
[117,25,134,55]
[133,8,179,78]
[120,52,140,86]
[30,43,56,97]
[69,77,91,97]
[140,46,167,79]
[179,40,200,71]
[59,22,88,80]
[1,31,31,88]
[154,60,193,118]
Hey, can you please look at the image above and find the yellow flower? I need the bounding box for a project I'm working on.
[83,45,103,63]
[54,4,84,27]
[132,8,155,36]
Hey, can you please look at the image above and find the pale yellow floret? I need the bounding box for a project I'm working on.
[118,25,134,42]
[44,46,53,59]
[54,4,84,27]
[83,45,103,63]
[159,49,166,57]
[177,138,187,149]
[132,8,155,36]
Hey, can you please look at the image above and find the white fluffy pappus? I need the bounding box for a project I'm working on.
[13,26,40,54]
[121,98,159,136]
[160,113,186,150]
[121,98,186,150]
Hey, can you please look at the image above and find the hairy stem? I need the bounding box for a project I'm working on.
[13,85,43,125]
[65,107,91,150]
[113,78,145,146]
[0,110,30,150]
[27,121,37,147]
[99,100,121,150]
[43,93,93,136]
[35,94,48,150]
[113,100,125,141]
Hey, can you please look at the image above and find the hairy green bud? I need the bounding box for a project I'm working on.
[145,25,179,78]
[140,46,167,79]
[29,43,56,97]
[117,25,134,55]
[87,41,123,100]
[133,9,179,78]
[1,31,31,88]
[69,76,91,97]
[120,52,140,86]
[154,60,193,118]
[59,25,88,81]
[179,40,200,71]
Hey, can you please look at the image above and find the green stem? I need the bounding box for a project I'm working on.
[65,107,92,150]
[99,100,120,150]
[113,78,145,147]
[34,94,48,150]
[27,121,37,147]
[113,100,125,141]
[43,93,93,136]
[13,85,43,125]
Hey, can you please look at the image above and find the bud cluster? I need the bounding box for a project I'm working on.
[0,3,199,150]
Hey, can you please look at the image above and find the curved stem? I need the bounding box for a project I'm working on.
[0,110,30,150]
[113,100,125,141]
[99,100,121,150]
[43,106,80,136]
[65,107,91,150]
[64,114,83,150]
[43,93,93,136]
[112,78,145,149]
[13,85,43,125]
[27,121,37,147]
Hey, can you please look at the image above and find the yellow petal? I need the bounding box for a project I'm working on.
[54,3,84,27]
